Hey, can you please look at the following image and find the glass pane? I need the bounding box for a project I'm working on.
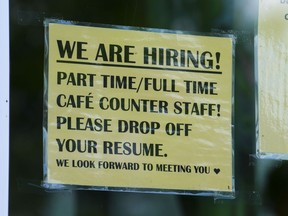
[10,0,281,215]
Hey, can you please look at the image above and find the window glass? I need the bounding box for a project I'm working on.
[10,0,283,215]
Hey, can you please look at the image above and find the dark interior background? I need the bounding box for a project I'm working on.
[9,0,287,215]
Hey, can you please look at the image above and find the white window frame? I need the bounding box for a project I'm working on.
[0,0,10,215]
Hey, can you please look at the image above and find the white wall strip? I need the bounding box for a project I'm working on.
[0,0,10,215]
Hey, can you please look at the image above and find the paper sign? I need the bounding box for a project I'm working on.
[44,20,234,195]
[257,0,288,158]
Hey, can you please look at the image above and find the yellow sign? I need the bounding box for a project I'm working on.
[44,20,234,195]
[257,0,288,158]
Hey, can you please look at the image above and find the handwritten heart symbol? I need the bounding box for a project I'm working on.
[214,168,221,174]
